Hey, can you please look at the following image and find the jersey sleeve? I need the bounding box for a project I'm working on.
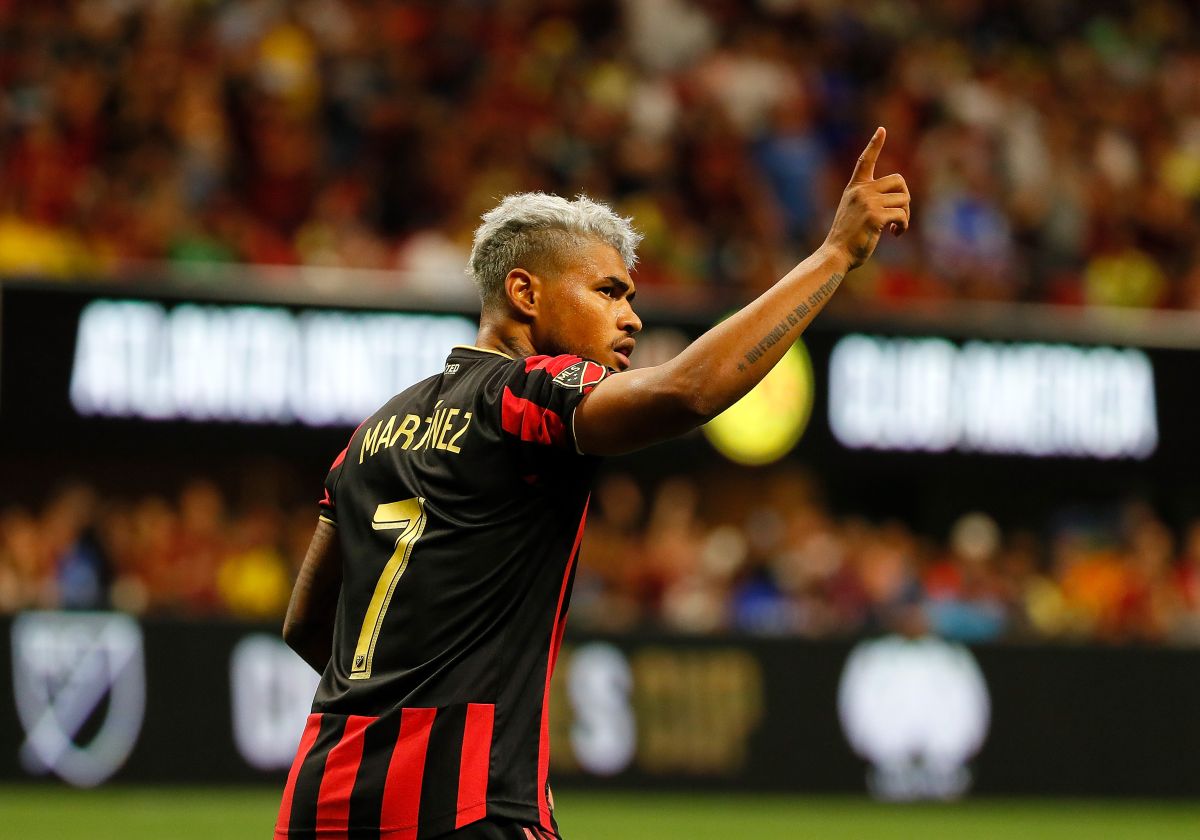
[317,445,349,526]
[498,354,613,456]
[318,417,373,524]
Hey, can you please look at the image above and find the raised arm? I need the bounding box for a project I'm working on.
[574,127,909,456]
[283,519,343,673]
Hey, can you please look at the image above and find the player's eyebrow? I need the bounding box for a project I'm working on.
[604,275,636,301]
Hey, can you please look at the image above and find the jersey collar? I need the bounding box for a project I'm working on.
[451,344,515,359]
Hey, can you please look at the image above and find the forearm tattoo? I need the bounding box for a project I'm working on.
[738,273,844,371]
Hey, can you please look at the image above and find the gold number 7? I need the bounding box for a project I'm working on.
[349,496,427,680]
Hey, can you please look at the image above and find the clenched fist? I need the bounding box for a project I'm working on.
[824,127,911,270]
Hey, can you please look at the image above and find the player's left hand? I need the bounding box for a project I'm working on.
[823,127,911,271]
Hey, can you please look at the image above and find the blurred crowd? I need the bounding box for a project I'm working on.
[574,470,1200,644]
[3,0,1200,307]
[4,469,1200,646]
[0,479,303,620]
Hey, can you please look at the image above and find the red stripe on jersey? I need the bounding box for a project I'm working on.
[455,703,495,827]
[501,387,567,447]
[381,707,437,838]
[330,446,348,471]
[324,417,367,490]
[524,354,582,376]
[315,715,373,832]
[276,713,322,835]
[537,498,590,830]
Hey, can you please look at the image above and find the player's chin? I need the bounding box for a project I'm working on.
[611,351,631,371]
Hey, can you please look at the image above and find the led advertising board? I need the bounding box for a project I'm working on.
[4,283,1200,533]
[3,616,1199,797]
[67,298,476,426]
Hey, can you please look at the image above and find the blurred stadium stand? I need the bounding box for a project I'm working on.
[4,455,1200,644]
[2,0,1200,305]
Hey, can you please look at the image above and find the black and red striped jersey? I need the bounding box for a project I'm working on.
[276,346,612,840]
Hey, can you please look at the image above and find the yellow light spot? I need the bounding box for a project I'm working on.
[702,340,814,466]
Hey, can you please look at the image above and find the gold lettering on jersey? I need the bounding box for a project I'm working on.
[426,408,446,452]
[372,415,396,456]
[435,408,460,450]
[359,419,383,464]
[391,414,422,450]
[411,401,443,452]
[359,401,471,461]
[446,411,472,453]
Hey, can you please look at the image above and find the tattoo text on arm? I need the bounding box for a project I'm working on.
[738,273,844,370]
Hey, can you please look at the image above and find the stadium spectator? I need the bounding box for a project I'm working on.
[1172,519,1200,641]
[0,507,51,612]
[217,504,291,619]
[922,514,1009,643]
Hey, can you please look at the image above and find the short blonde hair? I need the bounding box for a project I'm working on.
[467,192,641,308]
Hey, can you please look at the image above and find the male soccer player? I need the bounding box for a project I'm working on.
[277,128,908,839]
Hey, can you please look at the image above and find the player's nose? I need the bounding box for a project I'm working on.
[618,301,642,335]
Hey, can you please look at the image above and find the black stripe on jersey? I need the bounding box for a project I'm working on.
[347,713,402,840]
[417,704,469,838]
[288,714,347,837]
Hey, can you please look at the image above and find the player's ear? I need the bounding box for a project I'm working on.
[504,268,539,321]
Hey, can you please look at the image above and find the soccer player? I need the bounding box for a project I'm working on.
[277,128,908,839]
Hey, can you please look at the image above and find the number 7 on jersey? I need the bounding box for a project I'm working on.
[349,496,427,680]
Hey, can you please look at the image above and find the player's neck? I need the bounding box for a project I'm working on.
[475,320,535,360]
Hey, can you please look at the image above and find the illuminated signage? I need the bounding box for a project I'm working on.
[551,643,763,776]
[563,643,636,776]
[838,635,990,800]
[828,335,1158,459]
[68,300,478,426]
[229,634,321,771]
[11,612,145,787]
[703,340,814,466]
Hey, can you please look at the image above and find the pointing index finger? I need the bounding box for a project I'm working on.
[851,126,886,183]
